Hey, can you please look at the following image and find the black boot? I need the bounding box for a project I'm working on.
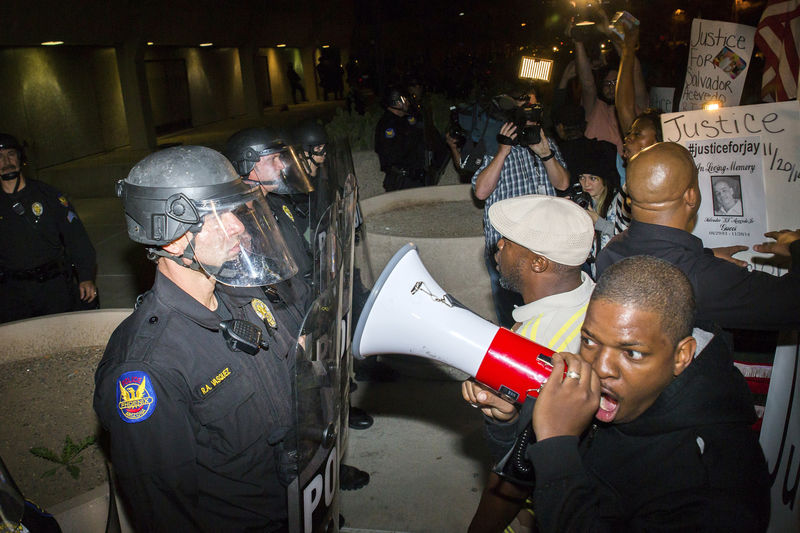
[339,464,370,491]
[348,405,374,430]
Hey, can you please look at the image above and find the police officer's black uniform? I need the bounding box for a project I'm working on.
[94,271,307,532]
[374,110,426,191]
[0,179,96,323]
[267,193,313,283]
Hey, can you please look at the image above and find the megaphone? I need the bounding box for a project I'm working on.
[352,244,559,404]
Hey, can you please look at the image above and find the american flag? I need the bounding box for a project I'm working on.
[755,0,800,101]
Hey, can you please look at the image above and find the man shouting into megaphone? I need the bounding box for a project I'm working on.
[464,254,770,532]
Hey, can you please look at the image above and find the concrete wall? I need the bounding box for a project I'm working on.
[184,48,245,126]
[265,47,295,107]
[0,47,128,170]
[145,47,246,128]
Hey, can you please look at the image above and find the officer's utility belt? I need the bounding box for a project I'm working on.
[388,166,424,177]
[1,259,68,283]
[384,167,426,192]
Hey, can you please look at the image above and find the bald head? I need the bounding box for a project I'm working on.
[626,142,700,229]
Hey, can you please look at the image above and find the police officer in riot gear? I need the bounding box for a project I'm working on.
[94,146,306,532]
[294,120,329,175]
[293,119,335,235]
[225,127,314,281]
[374,86,427,191]
[0,133,97,323]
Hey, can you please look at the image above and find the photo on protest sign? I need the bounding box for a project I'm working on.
[679,19,755,111]
[687,136,767,248]
[712,46,747,79]
[711,175,744,216]
[661,101,800,261]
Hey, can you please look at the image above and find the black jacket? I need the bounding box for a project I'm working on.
[498,330,771,532]
[0,178,95,279]
[94,271,305,532]
[596,220,800,330]
[374,110,425,172]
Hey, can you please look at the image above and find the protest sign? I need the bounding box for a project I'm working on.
[679,18,756,111]
[661,101,800,270]
[759,331,800,533]
[649,87,675,113]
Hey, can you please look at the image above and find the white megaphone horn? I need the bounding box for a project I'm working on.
[352,244,560,403]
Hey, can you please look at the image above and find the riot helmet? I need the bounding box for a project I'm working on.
[382,86,409,114]
[224,127,314,194]
[0,133,25,182]
[293,120,329,162]
[117,145,298,286]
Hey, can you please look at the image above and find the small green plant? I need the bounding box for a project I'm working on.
[326,104,384,151]
[30,435,96,479]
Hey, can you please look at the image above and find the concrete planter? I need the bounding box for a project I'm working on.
[358,184,491,321]
[356,184,493,381]
[1,309,132,363]
[0,309,135,533]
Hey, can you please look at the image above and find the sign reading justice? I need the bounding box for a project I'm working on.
[679,19,756,111]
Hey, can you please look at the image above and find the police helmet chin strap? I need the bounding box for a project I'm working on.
[1,170,21,182]
[147,230,223,278]
[306,147,327,167]
[249,166,291,194]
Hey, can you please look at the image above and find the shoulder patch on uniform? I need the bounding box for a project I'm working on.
[31,202,43,217]
[67,210,77,223]
[407,116,417,126]
[251,298,277,328]
[117,371,157,423]
[384,128,395,139]
[58,195,70,208]
[282,204,295,222]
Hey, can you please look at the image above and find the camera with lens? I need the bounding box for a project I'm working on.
[447,106,467,149]
[562,182,592,210]
[495,101,544,146]
[512,103,543,146]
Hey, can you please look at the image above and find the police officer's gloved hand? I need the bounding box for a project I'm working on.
[270,426,298,486]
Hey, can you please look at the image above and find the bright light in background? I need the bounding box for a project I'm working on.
[519,57,553,82]
[276,44,287,48]
[703,101,721,111]
[521,23,527,27]
[199,43,213,47]
[322,44,330,49]
[458,12,464,16]
[600,43,605,49]
[147,42,154,46]
[41,41,64,46]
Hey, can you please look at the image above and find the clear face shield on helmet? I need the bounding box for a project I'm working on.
[187,187,298,286]
[252,145,315,195]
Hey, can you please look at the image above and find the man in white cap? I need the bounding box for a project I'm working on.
[462,194,595,533]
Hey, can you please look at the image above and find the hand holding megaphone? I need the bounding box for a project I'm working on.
[353,244,568,405]
[532,351,601,440]
[462,380,518,422]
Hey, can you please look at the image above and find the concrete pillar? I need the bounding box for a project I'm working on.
[115,40,156,151]
[301,47,319,102]
[238,45,262,118]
